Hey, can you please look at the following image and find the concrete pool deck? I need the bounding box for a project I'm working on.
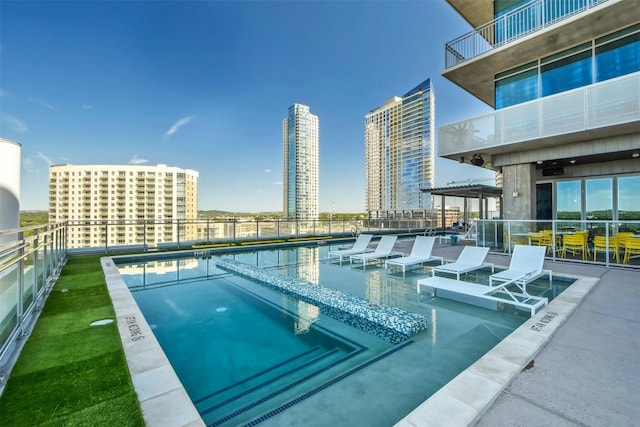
[101,241,640,426]
[402,242,640,427]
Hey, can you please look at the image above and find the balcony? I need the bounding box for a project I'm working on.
[438,72,640,161]
[443,0,637,106]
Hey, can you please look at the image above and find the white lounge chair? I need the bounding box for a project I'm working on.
[385,236,444,276]
[489,245,552,291]
[431,246,494,280]
[350,235,402,268]
[328,233,373,263]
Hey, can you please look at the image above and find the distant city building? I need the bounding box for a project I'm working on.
[48,164,198,248]
[283,103,319,220]
[439,0,640,221]
[0,138,21,245]
[365,78,435,215]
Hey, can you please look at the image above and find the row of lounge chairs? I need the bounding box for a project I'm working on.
[328,234,444,273]
[328,234,553,316]
[329,234,551,290]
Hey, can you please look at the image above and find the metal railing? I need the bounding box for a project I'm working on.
[62,217,439,253]
[0,223,67,370]
[438,71,640,156]
[445,0,609,68]
[476,219,640,268]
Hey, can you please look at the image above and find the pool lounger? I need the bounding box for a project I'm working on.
[417,276,548,317]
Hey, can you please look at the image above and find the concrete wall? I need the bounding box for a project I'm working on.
[502,163,536,220]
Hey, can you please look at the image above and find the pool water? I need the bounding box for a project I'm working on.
[115,242,570,426]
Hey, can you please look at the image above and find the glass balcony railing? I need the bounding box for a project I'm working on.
[438,71,640,157]
[445,0,609,68]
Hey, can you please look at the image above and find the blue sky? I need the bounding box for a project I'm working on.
[1,0,494,212]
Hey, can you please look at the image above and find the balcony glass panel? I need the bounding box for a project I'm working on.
[587,75,640,128]
[439,72,639,156]
[541,90,585,136]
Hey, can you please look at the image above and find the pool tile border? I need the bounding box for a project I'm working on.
[101,257,205,427]
[395,274,599,427]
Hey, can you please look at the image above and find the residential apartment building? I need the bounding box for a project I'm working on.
[439,0,640,222]
[365,78,435,216]
[49,164,198,248]
[283,103,319,220]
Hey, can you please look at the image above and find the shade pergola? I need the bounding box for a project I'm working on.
[421,184,503,230]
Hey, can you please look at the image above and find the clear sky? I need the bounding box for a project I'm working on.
[1,0,495,213]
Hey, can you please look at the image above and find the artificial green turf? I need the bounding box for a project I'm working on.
[0,256,145,427]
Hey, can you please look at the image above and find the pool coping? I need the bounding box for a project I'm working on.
[100,257,205,427]
[101,252,596,427]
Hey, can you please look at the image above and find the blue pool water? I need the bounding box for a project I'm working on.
[115,242,570,426]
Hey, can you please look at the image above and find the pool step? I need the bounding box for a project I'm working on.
[197,345,354,426]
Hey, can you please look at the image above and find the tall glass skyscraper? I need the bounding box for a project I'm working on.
[365,78,435,214]
[283,104,319,220]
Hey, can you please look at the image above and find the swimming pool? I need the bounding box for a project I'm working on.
[114,241,571,426]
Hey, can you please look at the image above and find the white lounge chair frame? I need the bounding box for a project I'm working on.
[417,276,548,317]
[328,234,374,263]
[431,246,494,280]
[350,235,403,268]
[489,245,552,295]
[385,236,443,276]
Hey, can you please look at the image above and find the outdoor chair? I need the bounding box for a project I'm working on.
[385,236,443,276]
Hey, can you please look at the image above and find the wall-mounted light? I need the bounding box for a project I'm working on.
[569,159,576,164]
[470,154,484,167]
[536,160,543,165]
[633,152,639,158]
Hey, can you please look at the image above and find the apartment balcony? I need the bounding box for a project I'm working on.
[443,0,637,107]
[438,72,640,162]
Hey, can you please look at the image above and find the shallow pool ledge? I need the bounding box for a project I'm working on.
[216,259,428,344]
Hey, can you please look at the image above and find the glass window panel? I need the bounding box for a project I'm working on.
[595,32,640,82]
[495,67,538,109]
[542,50,592,97]
[586,178,612,220]
[618,175,640,220]
[556,180,582,220]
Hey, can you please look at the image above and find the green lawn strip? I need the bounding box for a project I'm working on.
[31,304,116,340]
[0,256,145,426]
[35,394,144,427]
[1,351,144,426]
[10,325,120,376]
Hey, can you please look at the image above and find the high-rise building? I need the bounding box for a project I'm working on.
[283,104,319,220]
[365,78,435,215]
[439,0,640,221]
[49,164,198,248]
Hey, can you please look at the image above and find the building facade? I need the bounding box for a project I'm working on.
[365,78,435,216]
[49,164,198,248]
[439,0,640,222]
[283,104,319,220]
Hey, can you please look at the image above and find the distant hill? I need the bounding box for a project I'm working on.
[19,211,49,227]
[19,210,368,225]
